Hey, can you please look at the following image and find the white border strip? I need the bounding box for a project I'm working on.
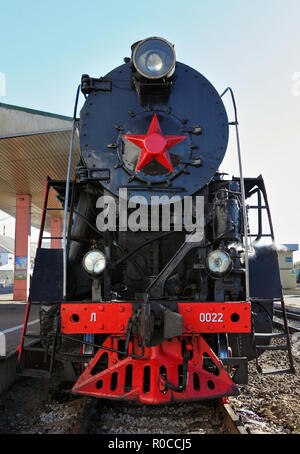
[0,332,5,356]
[0,319,39,357]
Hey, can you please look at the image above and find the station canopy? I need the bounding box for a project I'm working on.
[0,102,80,231]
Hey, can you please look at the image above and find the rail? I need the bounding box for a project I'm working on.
[63,85,81,299]
[221,87,250,302]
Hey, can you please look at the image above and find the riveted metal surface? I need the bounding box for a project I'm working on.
[80,62,229,202]
[61,301,251,335]
[61,303,133,334]
[178,302,251,333]
[72,335,239,404]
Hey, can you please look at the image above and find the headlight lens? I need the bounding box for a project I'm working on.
[146,53,163,72]
[82,250,106,276]
[133,37,176,79]
[207,250,232,277]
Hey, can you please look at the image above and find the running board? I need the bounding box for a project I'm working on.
[17,368,50,378]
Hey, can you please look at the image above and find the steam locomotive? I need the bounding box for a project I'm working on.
[18,37,283,404]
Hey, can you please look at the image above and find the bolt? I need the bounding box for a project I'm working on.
[186,305,192,312]
[186,324,192,331]
[119,324,125,331]
[119,305,125,312]
[99,306,104,312]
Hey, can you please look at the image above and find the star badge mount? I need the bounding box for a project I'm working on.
[122,114,186,173]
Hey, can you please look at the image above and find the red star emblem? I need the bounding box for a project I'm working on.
[122,114,186,172]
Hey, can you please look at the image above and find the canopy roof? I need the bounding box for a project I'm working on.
[0,102,80,231]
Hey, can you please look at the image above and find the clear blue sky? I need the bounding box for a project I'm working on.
[1,0,300,257]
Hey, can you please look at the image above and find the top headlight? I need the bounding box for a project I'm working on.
[132,37,176,80]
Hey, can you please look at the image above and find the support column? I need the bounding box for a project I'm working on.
[50,217,62,248]
[13,195,31,301]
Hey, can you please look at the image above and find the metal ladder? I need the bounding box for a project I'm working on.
[221,87,296,376]
[246,183,296,374]
[17,86,81,377]
[253,297,296,375]
[16,179,67,378]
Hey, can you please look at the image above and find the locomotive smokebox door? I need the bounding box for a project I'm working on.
[79,41,229,202]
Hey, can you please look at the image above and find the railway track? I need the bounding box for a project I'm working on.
[73,397,248,435]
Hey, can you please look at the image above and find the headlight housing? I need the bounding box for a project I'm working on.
[206,250,232,277]
[132,37,176,80]
[82,250,106,276]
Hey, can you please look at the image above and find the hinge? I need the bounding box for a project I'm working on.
[76,166,110,182]
[81,75,112,94]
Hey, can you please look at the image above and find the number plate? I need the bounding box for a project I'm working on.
[178,302,251,333]
[199,312,224,323]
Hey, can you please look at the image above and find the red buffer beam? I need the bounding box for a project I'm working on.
[61,302,251,335]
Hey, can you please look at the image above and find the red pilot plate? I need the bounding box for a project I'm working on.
[178,302,251,333]
[61,303,132,334]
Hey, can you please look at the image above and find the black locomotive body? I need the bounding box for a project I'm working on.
[19,37,282,404]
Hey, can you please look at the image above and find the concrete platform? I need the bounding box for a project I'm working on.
[0,351,19,395]
[283,288,300,296]
[0,293,40,356]
[0,293,42,394]
[282,293,300,309]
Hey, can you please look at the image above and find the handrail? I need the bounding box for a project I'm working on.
[63,85,80,299]
[221,87,250,302]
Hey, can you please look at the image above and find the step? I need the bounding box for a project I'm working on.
[260,368,294,376]
[24,334,41,339]
[22,346,47,353]
[256,345,288,351]
[254,332,287,339]
[17,368,50,378]
[28,301,59,305]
